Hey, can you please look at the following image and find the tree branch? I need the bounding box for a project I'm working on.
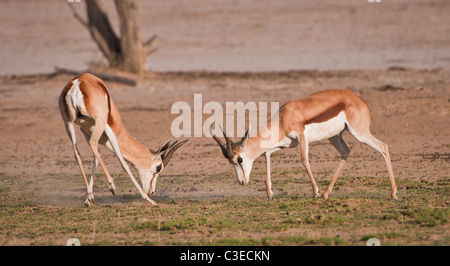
[68,2,89,28]
[147,47,158,56]
[144,34,158,55]
[144,34,157,47]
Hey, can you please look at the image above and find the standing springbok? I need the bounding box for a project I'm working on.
[58,73,187,207]
[210,89,397,200]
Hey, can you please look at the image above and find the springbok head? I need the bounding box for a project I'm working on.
[144,139,188,196]
[209,123,254,185]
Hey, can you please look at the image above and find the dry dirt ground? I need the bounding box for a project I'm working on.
[0,0,449,246]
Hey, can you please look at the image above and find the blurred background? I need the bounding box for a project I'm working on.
[0,0,449,75]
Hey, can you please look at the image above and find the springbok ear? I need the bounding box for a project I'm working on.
[241,124,251,149]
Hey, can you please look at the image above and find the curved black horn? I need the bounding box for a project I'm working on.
[151,139,172,155]
[210,123,230,158]
[162,139,188,166]
[218,124,235,159]
[241,124,251,149]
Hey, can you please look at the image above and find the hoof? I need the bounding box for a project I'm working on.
[109,185,116,197]
[267,191,274,201]
[312,187,320,199]
[144,195,158,206]
[84,193,95,207]
[322,193,329,199]
[148,202,159,207]
[84,198,94,207]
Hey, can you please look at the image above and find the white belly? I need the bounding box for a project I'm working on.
[304,112,347,143]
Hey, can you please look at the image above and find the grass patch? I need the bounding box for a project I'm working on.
[401,207,449,227]
[198,235,349,246]
[361,232,407,241]
[1,168,449,245]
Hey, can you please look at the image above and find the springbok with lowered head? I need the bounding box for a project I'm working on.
[58,73,187,207]
[210,89,397,200]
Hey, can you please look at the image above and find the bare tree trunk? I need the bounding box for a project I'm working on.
[115,0,146,73]
[69,0,156,73]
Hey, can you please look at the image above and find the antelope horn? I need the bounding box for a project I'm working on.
[218,124,235,159]
[162,139,188,166]
[209,123,229,158]
[241,124,251,149]
[150,139,172,155]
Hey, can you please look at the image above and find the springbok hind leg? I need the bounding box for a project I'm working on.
[323,134,351,199]
[350,130,398,200]
[80,128,98,204]
[65,122,95,207]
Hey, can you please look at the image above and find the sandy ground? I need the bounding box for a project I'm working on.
[0,0,449,245]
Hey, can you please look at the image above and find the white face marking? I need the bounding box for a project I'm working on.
[138,168,152,195]
[232,153,253,185]
[138,164,162,196]
[304,112,347,143]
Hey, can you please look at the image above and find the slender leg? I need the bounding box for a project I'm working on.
[348,128,398,200]
[265,151,274,201]
[298,135,319,198]
[323,134,351,199]
[103,125,157,206]
[87,119,116,197]
[80,128,97,204]
[89,157,98,196]
[65,122,94,207]
[361,134,397,200]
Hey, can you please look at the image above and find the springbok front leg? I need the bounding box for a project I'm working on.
[298,135,320,198]
[264,151,274,201]
[103,124,158,206]
[87,119,117,197]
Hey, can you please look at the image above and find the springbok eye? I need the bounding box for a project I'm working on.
[237,157,243,164]
[156,165,162,173]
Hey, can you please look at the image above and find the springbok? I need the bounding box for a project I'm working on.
[210,89,397,200]
[58,73,187,207]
